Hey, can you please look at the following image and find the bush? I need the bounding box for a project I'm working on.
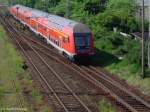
[84,0,108,14]
[95,32,124,54]
[124,39,141,65]
[98,98,116,112]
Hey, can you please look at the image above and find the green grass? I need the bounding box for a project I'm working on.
[0,25,35,112]
[98,98,116,112]
[0,31,23,80]
[0,25,52,112]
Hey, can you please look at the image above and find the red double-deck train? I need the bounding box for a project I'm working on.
[9,5,94,60]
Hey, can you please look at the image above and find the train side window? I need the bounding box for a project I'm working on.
[56,41,59,46]
[43,26,47,31]
[26,17,29,20]
[38,24,41,29]
[49,35,51,40]
[40,25,46,31]
[63,37,69,43]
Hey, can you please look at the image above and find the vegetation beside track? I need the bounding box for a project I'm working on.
[98,98,116,112]
[0,25,52,112]
[0,25,25,108]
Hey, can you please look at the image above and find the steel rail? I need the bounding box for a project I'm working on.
[23,43,139,112]
[22,35,150,112]
[81,66,150,111]
[0,18,69,112]
[90,66,150,109]
[1,16,92,112]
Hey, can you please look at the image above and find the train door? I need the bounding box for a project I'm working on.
[59,36,63,48]
[62,36,70,55]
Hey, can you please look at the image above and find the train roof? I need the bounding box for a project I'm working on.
[13,5,91,33]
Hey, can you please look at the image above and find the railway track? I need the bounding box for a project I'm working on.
[80,66,150,112]
[11,17,150,111]
[0,10,97,112]
[0,8,150,112]
[15,26,150,108]
[12,80,28,112]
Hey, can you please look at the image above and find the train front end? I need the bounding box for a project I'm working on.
[73,23,94,61]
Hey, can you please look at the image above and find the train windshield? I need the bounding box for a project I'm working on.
[75,36,90,47]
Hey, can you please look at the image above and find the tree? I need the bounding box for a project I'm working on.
[84,0,108,14]
[96,0,139,33]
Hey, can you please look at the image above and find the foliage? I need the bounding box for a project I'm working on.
[98,11,140,32]
[107,0,136,11]
[84,0,108,14]
[0,25,24,107]
[98,98,116,112]
[48,0,66,16]
[30,89,42,102]
[124,38,141,65]
[97,0,139,33]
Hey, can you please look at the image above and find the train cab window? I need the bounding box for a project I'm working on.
[74,35,90,47]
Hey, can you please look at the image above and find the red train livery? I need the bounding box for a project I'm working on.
[9,5,94,60]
